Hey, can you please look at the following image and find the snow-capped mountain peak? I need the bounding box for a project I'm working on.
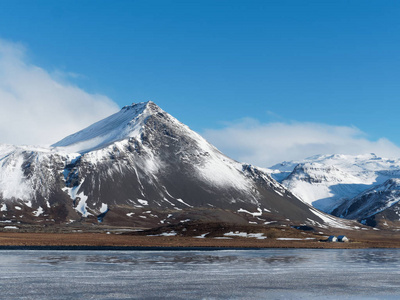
[0,101,352,229]
[52,101,160,153]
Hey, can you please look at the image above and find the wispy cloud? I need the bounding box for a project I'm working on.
[0,39,119,146]
[203,119,400,167]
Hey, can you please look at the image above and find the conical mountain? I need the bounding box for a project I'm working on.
[0,102,351,229]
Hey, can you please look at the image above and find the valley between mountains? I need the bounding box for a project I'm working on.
[1,101,400,247]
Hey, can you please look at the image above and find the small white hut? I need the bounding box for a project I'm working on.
[327,235,337,242]
[337,235,349,242]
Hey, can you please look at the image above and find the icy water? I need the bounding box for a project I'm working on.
[0,249,399,299]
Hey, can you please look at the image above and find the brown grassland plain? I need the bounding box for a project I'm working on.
[0,223,399,249]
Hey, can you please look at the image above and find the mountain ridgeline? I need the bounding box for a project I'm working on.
[0,102,349,229]
[270,154,400,228]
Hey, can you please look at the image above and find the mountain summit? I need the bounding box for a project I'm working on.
[0,102,352,229]
[52,101,159,153]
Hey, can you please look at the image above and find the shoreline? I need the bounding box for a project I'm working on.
[1,231,400,249]
[0,245,264,251]
[0,245,399,251]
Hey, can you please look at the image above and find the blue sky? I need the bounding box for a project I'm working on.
[1,1,400,165]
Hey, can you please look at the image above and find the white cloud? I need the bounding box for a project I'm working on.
[0,39,119,146]
[203,118,400,167]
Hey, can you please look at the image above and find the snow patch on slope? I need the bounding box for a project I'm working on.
[63,180,92,217]
[33,206,44,217]
[100,203,108,213]
[238,208,262,217]
[75,192,91,217]
[138,199,148,206]
[224,231,267,239]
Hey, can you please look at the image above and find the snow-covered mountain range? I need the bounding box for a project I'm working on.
[269,154,400,227]
[0,102,351,229]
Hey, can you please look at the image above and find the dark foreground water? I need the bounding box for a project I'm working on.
[0,248,399,299]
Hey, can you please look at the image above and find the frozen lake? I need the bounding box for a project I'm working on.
[0,248,399,299]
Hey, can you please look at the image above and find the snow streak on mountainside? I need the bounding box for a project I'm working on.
[0,101,352,229]
[269,153,400,225]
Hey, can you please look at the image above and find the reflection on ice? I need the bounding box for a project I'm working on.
[37,252,306,266]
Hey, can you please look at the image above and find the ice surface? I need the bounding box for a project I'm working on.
[0,249,400,300]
